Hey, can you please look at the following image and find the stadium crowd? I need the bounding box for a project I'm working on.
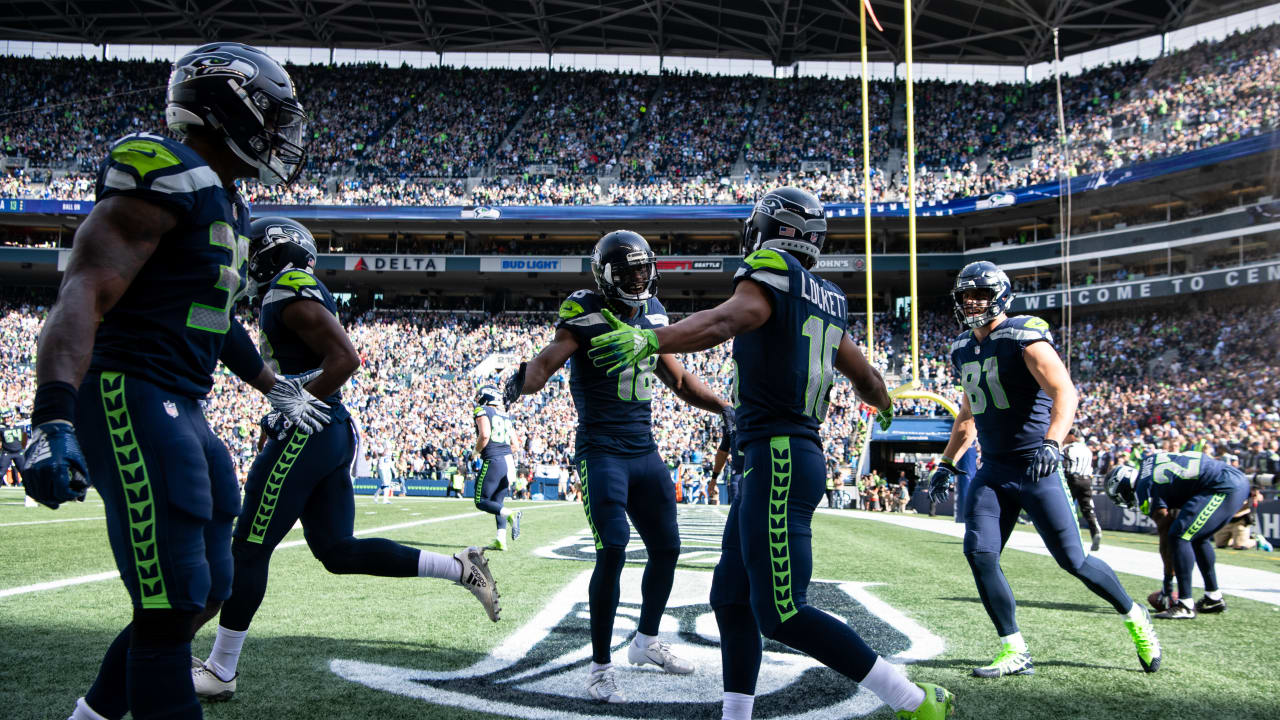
[3,24,1276,208]
[3,288,1276,497]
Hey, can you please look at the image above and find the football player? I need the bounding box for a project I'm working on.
[710,408,743,506]
[504,230,733,703]
[472,384,522,550]
[927,261,1161,677]
[190,217,500,702]
[0,409,26,485]
[588,188,954,720]
[1061,428,1102,550]
[1106,450,1250,618]
[22,43,332,720]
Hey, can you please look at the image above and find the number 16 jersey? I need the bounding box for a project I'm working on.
[732,249,849,446]
[948,315,1054,457]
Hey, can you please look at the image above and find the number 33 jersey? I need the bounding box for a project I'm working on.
[948,315,1054,457]
[89,132,250,398]
[557,289,667,454]
[732,249,849,446]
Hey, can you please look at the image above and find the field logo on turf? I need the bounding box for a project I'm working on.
[534,506,729,565]
[330,568,944,720]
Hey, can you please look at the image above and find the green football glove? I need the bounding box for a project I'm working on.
[587,308,659,375]
[875,404,894,432]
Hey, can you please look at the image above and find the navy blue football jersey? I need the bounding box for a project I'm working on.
[1134,451,1236,514]
[732,248,849,445]
[556,289,667,454]
[474,405,514,460]
[948,315,1054,457]
[89,132,251,398]
[257,268,342,402]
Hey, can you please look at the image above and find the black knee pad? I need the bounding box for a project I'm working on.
[966,550,1000,574]
[131,608,200,648]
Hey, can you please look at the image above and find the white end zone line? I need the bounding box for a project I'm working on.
[0,503,563,600]
[0,516,104,528]
[820,508,1280,607]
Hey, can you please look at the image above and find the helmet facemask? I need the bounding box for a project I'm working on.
[954,288,998,329]
[1105,466,1138,508]
[598,251,657,308]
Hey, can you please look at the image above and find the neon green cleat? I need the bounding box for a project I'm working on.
[1124,605,1162,673]
[972,645,1034,678]
[486,539,508,552]
[896,683,955,719]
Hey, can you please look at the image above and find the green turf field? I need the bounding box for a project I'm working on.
[3,488,1278,719]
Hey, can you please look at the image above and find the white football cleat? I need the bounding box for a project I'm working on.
[627,638,695,674]
[586,666,626,703]
[456,546,501,622]
[192,659,237,701]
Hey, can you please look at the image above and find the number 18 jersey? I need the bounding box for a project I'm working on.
[557,289,667,455]
[732,249,849,446]
[948,315,1054,457]
[89,133,250,398]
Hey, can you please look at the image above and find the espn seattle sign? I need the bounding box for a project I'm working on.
[1009,259,1280,311]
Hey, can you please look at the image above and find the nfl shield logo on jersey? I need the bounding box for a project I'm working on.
[163,401,179,418]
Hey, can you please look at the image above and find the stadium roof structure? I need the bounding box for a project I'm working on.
[2,0,1275,66]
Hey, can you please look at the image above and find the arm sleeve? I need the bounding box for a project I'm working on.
[221,318,266,384]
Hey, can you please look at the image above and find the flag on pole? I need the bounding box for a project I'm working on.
[862,0,884,33]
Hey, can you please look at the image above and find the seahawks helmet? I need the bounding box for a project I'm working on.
[591,230,657,309]
[952,261,1014,329]
[1105,465,1139,509]
[741,187,827,269]
[166,42,307,186]
[247,216,317,292]
[474,385,502,407]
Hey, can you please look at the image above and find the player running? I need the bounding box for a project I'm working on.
[190,217,500,701]
[927,260,1161,678]
[472,384,522,550]
[21,43,333,720]
[504,229,733,704]
[589,188,954,720]
[1106,450,1250,618]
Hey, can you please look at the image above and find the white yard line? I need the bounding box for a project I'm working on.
[0,504,562,600]
[820,509,1280,607]
[0,516,103,528]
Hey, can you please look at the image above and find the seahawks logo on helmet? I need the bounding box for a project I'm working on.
[742,187,827,269]
[1105,465,1139,509]
[951,261,1014,329]
[474,385,502,407]
[166,42,308,187]
[247,216,318,292]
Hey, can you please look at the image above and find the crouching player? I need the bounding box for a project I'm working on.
[1106,450,1249,618]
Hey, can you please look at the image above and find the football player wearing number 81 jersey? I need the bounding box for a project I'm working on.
[928,260,1162,678]
[504,230,732,704]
